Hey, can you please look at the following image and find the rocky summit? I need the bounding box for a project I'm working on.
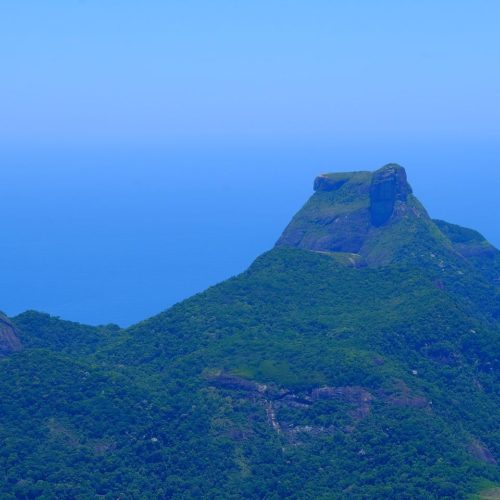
[276,164,437,266]
[0,165,498,499]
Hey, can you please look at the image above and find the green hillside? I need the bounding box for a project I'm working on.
[0,165,498,498]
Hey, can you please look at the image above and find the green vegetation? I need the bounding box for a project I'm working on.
[0,166,498,498]
[13,310,121,355]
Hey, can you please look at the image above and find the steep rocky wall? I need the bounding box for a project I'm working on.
[276,164,418,258]
[369,164,412,226]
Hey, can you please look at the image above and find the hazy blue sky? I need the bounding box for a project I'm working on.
[1,1,499,325]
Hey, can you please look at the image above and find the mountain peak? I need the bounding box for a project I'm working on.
[313,164,413,226]
[276,164,433,265]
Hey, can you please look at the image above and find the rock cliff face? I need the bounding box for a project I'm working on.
[369,164,412,226]
[209,373,434,442]
[276,164,432,265]
[0,313,22,356]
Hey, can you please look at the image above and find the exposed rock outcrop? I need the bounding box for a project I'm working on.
[369,164,412,226]
[209,374,375,436]
[276,162,500,270]
[276,164,433,265]
[208,372,266,393]
[209,372,434,442]
[311,385,373,402]
[0,313,22,356]
[312,386,374,418]
[314,173,351,192]
[377,380,429,409]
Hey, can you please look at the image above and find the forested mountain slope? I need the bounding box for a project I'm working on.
[1,165,498,499]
